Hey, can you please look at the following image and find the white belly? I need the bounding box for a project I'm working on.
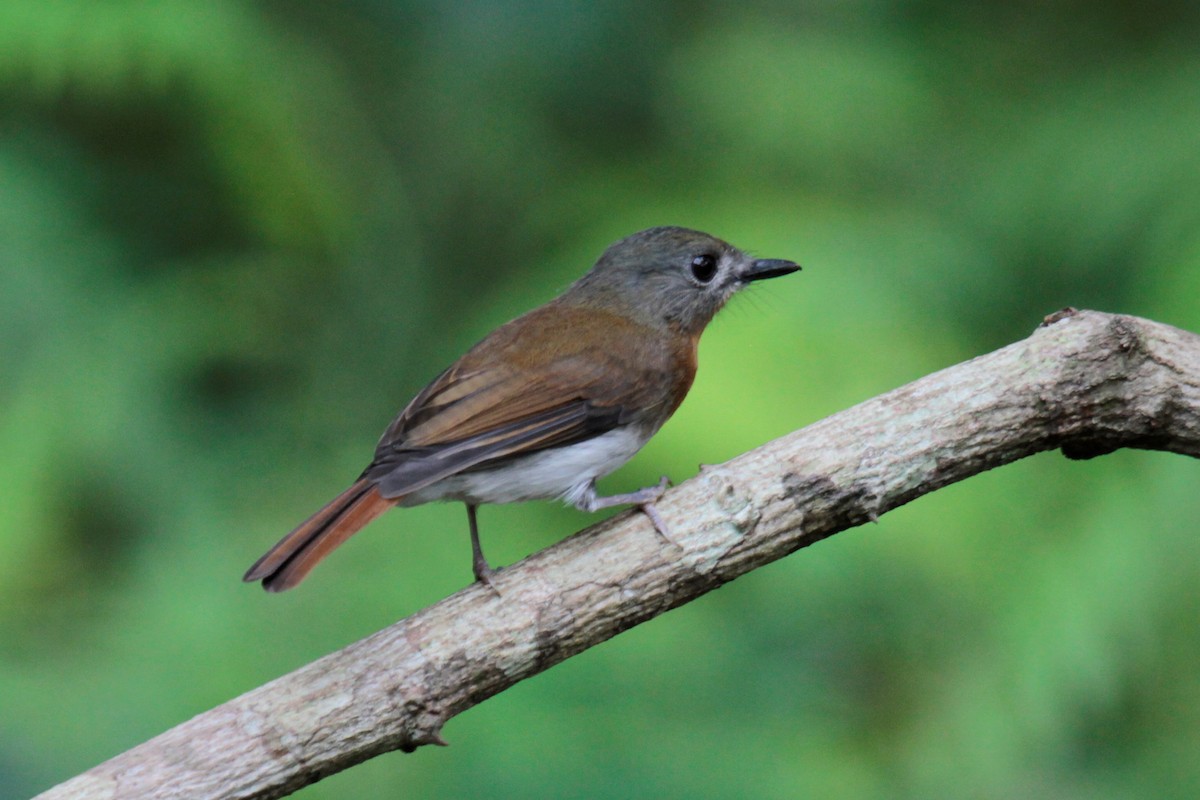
[404,426,650,507]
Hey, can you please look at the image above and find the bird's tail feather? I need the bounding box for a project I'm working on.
[243,479,396,592]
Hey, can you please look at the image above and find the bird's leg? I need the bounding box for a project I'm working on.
[575,476,676,545]
[465,504,499,593]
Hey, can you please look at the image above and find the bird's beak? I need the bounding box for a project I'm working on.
[740,258,801,282]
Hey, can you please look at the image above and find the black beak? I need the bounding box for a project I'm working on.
[740,258,801,282]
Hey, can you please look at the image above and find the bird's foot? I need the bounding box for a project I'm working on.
[578,476,678,547]
[472,557,502,596]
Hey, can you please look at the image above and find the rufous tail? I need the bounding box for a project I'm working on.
[243,479,397,592]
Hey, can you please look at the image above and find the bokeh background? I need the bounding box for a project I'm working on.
[4,2,1200,798]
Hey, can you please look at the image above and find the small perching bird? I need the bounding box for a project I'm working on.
[244,226,800,591]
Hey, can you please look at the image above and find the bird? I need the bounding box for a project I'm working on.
[243,226,799,592]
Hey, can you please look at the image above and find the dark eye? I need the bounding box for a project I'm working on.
[690,254,718,283]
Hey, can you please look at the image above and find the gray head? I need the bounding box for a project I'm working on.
[563,226,800,334]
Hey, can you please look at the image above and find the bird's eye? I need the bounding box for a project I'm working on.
[690,254,718,283]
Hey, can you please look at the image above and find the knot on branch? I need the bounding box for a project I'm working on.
[1053,313,1200,459]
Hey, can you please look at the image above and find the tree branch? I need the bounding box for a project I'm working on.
[36,309,1200,800]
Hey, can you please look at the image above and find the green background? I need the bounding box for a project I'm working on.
[4,2,1200,798]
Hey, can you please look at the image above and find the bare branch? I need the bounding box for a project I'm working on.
[36,309,1200,800]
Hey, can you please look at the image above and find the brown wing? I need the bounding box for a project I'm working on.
[361,304,691,499]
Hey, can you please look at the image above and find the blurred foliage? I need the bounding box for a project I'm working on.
[2,1,1200,798]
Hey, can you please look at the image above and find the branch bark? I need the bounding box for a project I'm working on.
[36,309,1200,800]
